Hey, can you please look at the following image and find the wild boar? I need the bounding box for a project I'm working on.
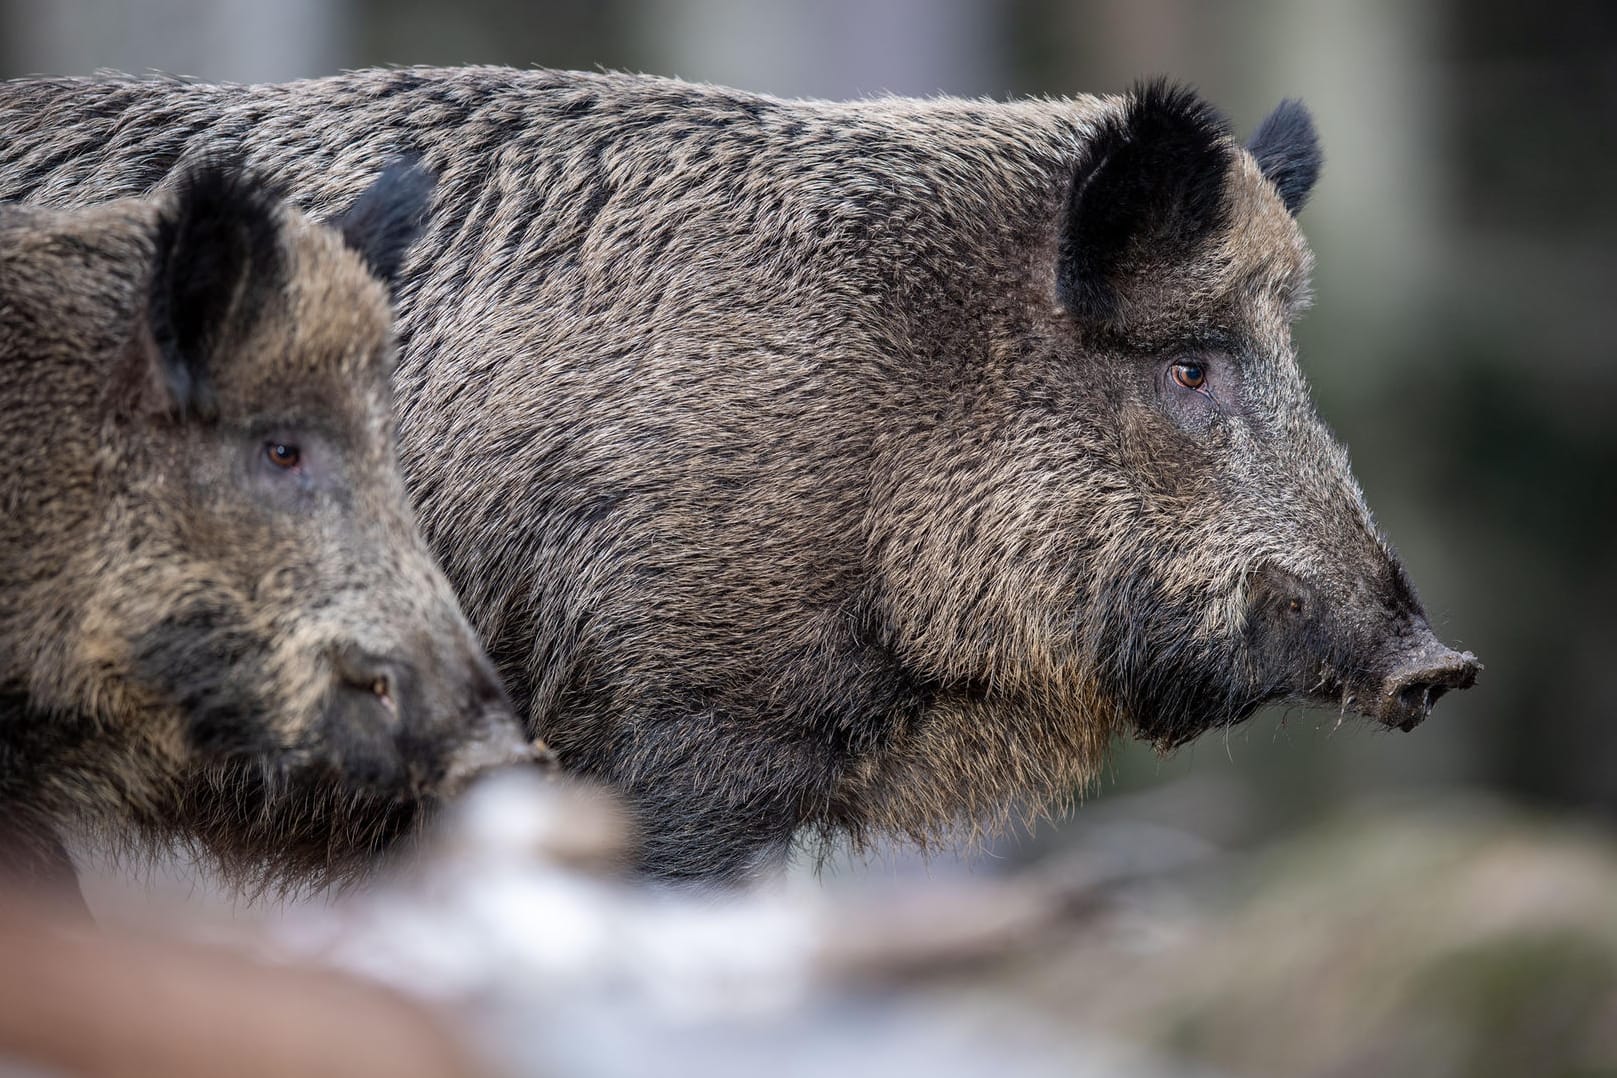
[0,159,534,896]
[0,71,1479,880]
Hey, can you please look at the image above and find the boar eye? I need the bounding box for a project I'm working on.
[1170,361,1207,391]
[265,442,301,471]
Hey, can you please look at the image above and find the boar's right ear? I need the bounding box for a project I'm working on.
[1060,79,1234,322]
[329,158,435,294]
[147,162,286,416]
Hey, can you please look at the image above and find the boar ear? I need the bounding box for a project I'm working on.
[1246,99,1322,215]
[148,161,286,415]
[1060,79,1234,322]
[329,158,435,293]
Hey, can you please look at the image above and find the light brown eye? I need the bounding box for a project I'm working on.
[265,442,301,470]
[1171,361,1207,391]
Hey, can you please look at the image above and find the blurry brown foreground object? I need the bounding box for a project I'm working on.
[13,778,1616,1078]
[291,777,1617,1076]
[0,899,479,1078]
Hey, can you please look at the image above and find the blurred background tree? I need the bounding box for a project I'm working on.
[2,0,1611,848]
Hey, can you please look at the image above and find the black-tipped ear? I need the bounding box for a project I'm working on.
[148,162,286,415]
[330,158,434,292]
[1246,99,1322,215]
[1060,79,1235,321]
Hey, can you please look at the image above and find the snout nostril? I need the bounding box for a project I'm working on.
[371,675,396,713]
[334,646,402,715]
[1395,679,1444,714]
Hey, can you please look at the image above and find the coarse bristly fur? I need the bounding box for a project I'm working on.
[0,69,1477,882]
[0,158,538,898]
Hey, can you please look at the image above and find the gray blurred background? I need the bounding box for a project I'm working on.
[3,0,1611,856]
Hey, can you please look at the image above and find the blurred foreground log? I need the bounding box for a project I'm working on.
[8,779,1617,1077]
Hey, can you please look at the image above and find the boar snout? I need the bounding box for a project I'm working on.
[326,638,529,791]
[1244,565,1480,729]
[1371,628,1481,732]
